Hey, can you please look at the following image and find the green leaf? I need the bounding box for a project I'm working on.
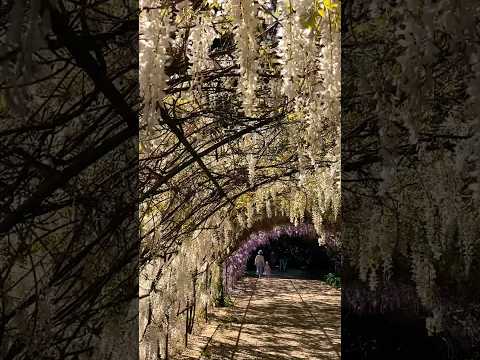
[323,0,338,10]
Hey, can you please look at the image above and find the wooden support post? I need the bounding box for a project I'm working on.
[165,314,169,360]
[205,266,209,322]
[190,275,196,333]
[185,299,189,347]
[225,262,228,294]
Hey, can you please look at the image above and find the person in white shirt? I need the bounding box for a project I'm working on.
[254,250,265,278]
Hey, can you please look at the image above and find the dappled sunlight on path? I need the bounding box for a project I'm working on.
[177,276,340,360]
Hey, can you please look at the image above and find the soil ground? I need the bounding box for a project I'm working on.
[176,273,341,360]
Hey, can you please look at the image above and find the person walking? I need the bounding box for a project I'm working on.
[264,261,272,278]
[254,250,265,278]
[280,256,288,272]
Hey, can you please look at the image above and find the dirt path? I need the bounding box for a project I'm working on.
[177,276,340,360]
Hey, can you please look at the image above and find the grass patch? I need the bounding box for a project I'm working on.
[324,272,341,288]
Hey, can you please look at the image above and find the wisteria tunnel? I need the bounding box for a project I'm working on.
[140,211,342,360]
[139,0,342,356]
[2,0,480,360]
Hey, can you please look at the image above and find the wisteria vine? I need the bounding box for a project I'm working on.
[223,223,338,289]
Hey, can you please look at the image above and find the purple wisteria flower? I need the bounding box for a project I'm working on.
[222,223,321,290]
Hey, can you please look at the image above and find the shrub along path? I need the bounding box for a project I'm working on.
[177,275,340,359]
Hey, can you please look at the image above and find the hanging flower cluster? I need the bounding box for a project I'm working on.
[139,2,172,125]
[223,223,318,287]
[187,16,215,83]
[232,0,260,116]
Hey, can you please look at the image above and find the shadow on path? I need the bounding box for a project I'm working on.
[177,275,340,360]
